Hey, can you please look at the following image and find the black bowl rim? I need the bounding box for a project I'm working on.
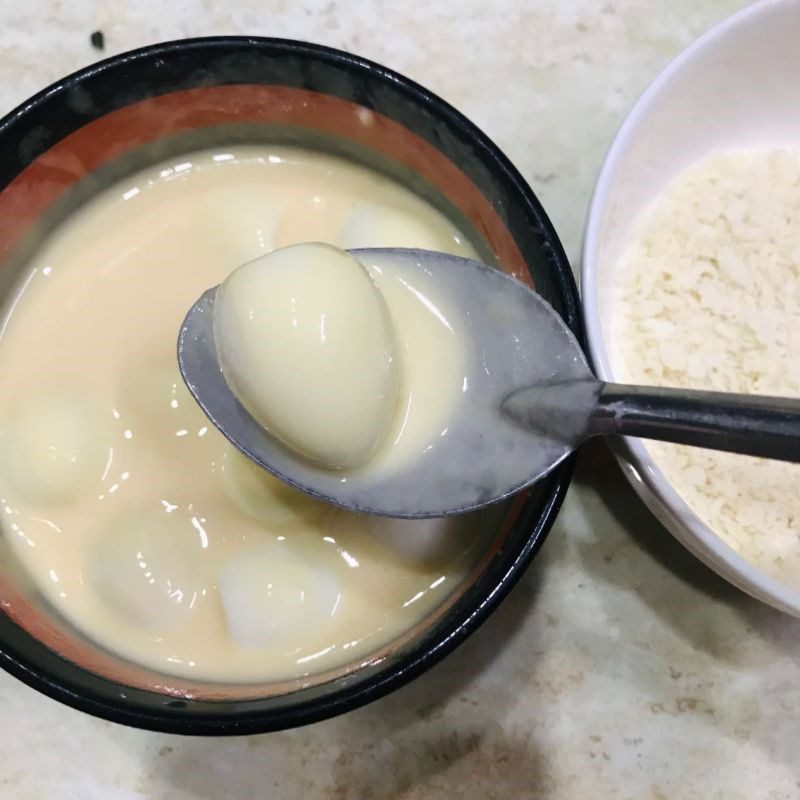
[0,35,582,735]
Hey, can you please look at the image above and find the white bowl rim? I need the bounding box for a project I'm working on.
[581,0,800,616]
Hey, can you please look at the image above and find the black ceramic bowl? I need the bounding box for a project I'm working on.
[0,37,581,735]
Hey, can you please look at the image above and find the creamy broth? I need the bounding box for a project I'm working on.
[0,145,494,683]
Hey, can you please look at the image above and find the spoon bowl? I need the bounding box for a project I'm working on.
[178,248,590,518]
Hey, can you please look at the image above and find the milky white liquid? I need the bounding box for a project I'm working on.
[0,145,496,683]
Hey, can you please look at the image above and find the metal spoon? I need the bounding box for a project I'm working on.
[178,248,800,518]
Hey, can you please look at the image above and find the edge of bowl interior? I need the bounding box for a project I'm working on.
[581,0,800,618]
[0,36,583,734]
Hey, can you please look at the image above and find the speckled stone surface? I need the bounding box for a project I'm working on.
[3,1,800,798]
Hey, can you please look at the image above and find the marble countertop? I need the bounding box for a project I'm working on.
[3,1,799,798]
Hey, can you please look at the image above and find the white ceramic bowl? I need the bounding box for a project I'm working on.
[582,0,800,616]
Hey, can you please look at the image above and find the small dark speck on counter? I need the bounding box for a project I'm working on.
[90,30,105,50]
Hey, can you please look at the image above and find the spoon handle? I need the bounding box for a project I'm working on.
[588,383,800,462]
